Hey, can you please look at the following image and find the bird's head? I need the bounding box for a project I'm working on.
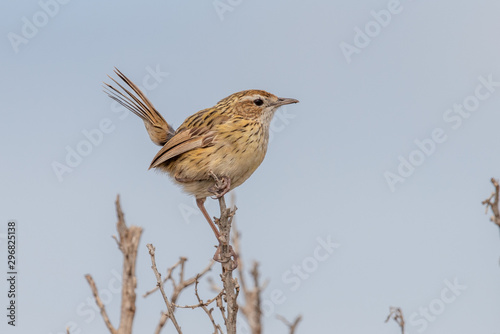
[217,90,299,122]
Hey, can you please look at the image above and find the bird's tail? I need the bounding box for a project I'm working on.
[104,68,174,146]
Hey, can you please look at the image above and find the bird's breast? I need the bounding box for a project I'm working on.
[159,121,270,196]
[215,122,269,185]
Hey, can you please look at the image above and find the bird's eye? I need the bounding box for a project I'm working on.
[253,98,264,106]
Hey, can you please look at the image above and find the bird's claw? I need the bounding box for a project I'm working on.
[213,244,238,270]
[208,171,231,199]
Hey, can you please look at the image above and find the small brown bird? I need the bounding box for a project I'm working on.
[104,69,298,255]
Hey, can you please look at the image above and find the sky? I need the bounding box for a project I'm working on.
[1,0,500,333]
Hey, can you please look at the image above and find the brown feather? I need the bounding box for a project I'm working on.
[103,68,174,146]
[149,128,216,169]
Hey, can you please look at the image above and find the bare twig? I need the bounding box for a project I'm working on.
[85,195,142,334]
[144,258,214,298]
[385,307,405,334]
[482,178,500,227]
[144,258,185,297]
[173,288,224,309]
[147,244,183,334]
[194,277,223,334]
[230,190,268,334]
[144,257,215,333]
[115,196,142,334]
[276,314,302,334]
[216,293,227,326]
[216,195,239,334]
[85,275,116,334]
[236,248,267,333]
[149,268,224,333]
[154,313,169,334]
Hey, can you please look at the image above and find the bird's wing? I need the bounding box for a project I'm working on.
[149,127,217,169]
[149,112,232,168]
[104,68,174,146]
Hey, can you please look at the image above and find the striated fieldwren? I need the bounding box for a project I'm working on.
[104,69,299,257]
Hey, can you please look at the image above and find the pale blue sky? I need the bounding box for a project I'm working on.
[1,0,500,333]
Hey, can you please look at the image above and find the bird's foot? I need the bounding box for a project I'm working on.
[208,171,231,199]
[213,244,238,270]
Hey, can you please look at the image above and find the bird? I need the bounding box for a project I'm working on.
[104,68,299,260]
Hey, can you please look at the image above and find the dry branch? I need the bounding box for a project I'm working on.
[144,251,224,333]
[193,277,223,334]
[234,225,268,334]
[154,313,169,334]
[385,307,405,334]
[482,178,500,228]
[216,195,240,334]
[85,275,116,334]
[83,188,303,334]
[276,314,302,334]
[145,191,243,334]
[146,244,183,333]
[85,195,143,334]
[144,257,214,299]
[144,255,215,332]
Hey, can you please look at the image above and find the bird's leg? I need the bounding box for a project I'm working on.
[196,197,238,268]
[176,175,222,240]
[196,197,220,240]
[208,171,231,199]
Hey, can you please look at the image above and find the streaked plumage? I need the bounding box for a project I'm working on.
[104,68,299,242]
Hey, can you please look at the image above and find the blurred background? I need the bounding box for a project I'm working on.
[1,0,500,333]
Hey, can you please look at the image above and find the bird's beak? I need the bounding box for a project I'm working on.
[273,97,299,107]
